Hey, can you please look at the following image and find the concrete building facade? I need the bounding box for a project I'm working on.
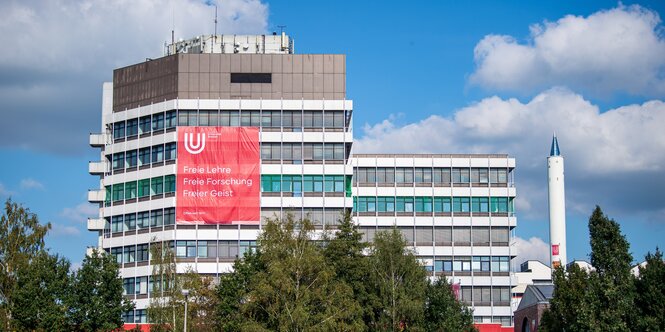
[87,34,516,328]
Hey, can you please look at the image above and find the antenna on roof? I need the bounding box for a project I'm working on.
[171,4,175,54]
[213,3,218,54]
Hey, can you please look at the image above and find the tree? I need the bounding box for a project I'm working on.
[243,214,362,331]
[11,251,71,331]
[68,249,133,332]
[180,269,217,332]
[424,276,476,332]
[367,228,427,332]
[323,211,369,330]
[215,249,265,331]
[633,249,665,331]
[0,198,51,329]
[148,241,180,332]
[541,206,636,332]
[540,264,595,331]
[587,206,634,331]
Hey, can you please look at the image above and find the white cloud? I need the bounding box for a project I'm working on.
[0,0,269,153]
[50,223,81,236]
[469,5,665,97]
[60,202,99,224]
[513,236,550,266]
[355,88,665,218]
[0,183,11,197]
[19,178,45,191]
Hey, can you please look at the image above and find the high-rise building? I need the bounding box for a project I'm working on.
[87,34,516,330]
[547,134,567,267]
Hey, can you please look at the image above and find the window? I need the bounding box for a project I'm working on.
[472,197,489,212]
[415,197,432,212]
[376,167,395,183]
[396,197,414,212]
[434,197,452,212]
[377,197,395,212]
[124,181,137,199]
[150,209,163,227]
[415,168,432,183]
[137,211,150,229]
[164,208,175,225]
[138,179,150,197]
[123,278,135,295]
[198,241,208,258]
[231,73,271,83]
[152,112,164,131]
[218,241,239,259]
[124,213,136,230]
[490,197,509,213]
[151,177,164,195]
[491,227,509,243]
[137,244,149,262]
[113,121,125,139]
[239,241,257,257]
[433,168,451,184]
[176,241,197,258]
[139,116,151,134]
[111,216,123,233]
[434,227,452,243]
[122,310,134,323]
[126,119,138,136]
[165,111,177,128]
[139,147,150,166]
[126,150,137,168]
[472,227,490,244]
[453,197,470,212]
[453,227,471,243]
[415,227,433,242]
[112,152,125,170]
[165,143,176,160]
[152,145,164,163]
[165,175,176,193]
[123,246,135,263]
[111,247,123,264]
[395,168,413,183]
[135,309,147,323]
[112,184,124,202]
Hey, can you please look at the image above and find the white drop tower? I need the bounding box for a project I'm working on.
[547,134,567,268]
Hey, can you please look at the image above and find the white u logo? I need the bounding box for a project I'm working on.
[184,133,206,154]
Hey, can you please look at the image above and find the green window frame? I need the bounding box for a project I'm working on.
[471,197,489,212]
[453,197,470,212]
[377,196,395,212]
[125,181,137,199]
[164,175,176,193]
[151,176,164,195]
[112,184,124,202]
[138,179,150,197]
[396,197,414,212]
[434,197,451,212]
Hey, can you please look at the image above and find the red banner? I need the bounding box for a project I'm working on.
[176,127,260,224]
[552,244,559,255]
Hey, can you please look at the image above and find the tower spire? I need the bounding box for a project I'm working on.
[550,132,561,156]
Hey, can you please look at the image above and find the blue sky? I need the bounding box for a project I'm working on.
[1,0,664,268]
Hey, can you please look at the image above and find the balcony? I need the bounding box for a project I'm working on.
[87,189,105,203]
[88,161,107,175]
[89,133,106,147]
[87,218,106,231]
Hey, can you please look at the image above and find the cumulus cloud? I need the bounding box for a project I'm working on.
[355,88,665,219]
[469,5,665,97]
[60,202,99,223]
[0,0,269,154]
[19,178,45,191]
[513,236,550,266]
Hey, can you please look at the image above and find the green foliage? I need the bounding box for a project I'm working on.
[0,198,51,329]
[147,240,179,332]
[540,264,595,332]
[243,214,363,331]
[215,249,265,331]
[11,251,71,331]
[68,249,133,332]
[323,211,369,330]
[633,249,665,331]
[367,228,427,331]
[424,277,476,332]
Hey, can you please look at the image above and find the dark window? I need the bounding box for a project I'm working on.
[231,73,272,83]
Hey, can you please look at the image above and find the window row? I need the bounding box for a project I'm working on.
[110,240,258,265]
[104,175,176,203]
[261,175,351,196]
[122,309,147,324]
[458,286,511,306]
[177,110,350,129]
[353,196,514,213]
[359,226,510,245]
[108,208,176,233]
[261,143,349,162]
[431,256,510,272]
[112,109,352,139]
[261,208,348,226]
[108,142,176,171]
[113,110,177,139]
[354,167,510,184]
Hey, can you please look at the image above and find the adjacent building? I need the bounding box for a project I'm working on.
[87,34,517,329]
